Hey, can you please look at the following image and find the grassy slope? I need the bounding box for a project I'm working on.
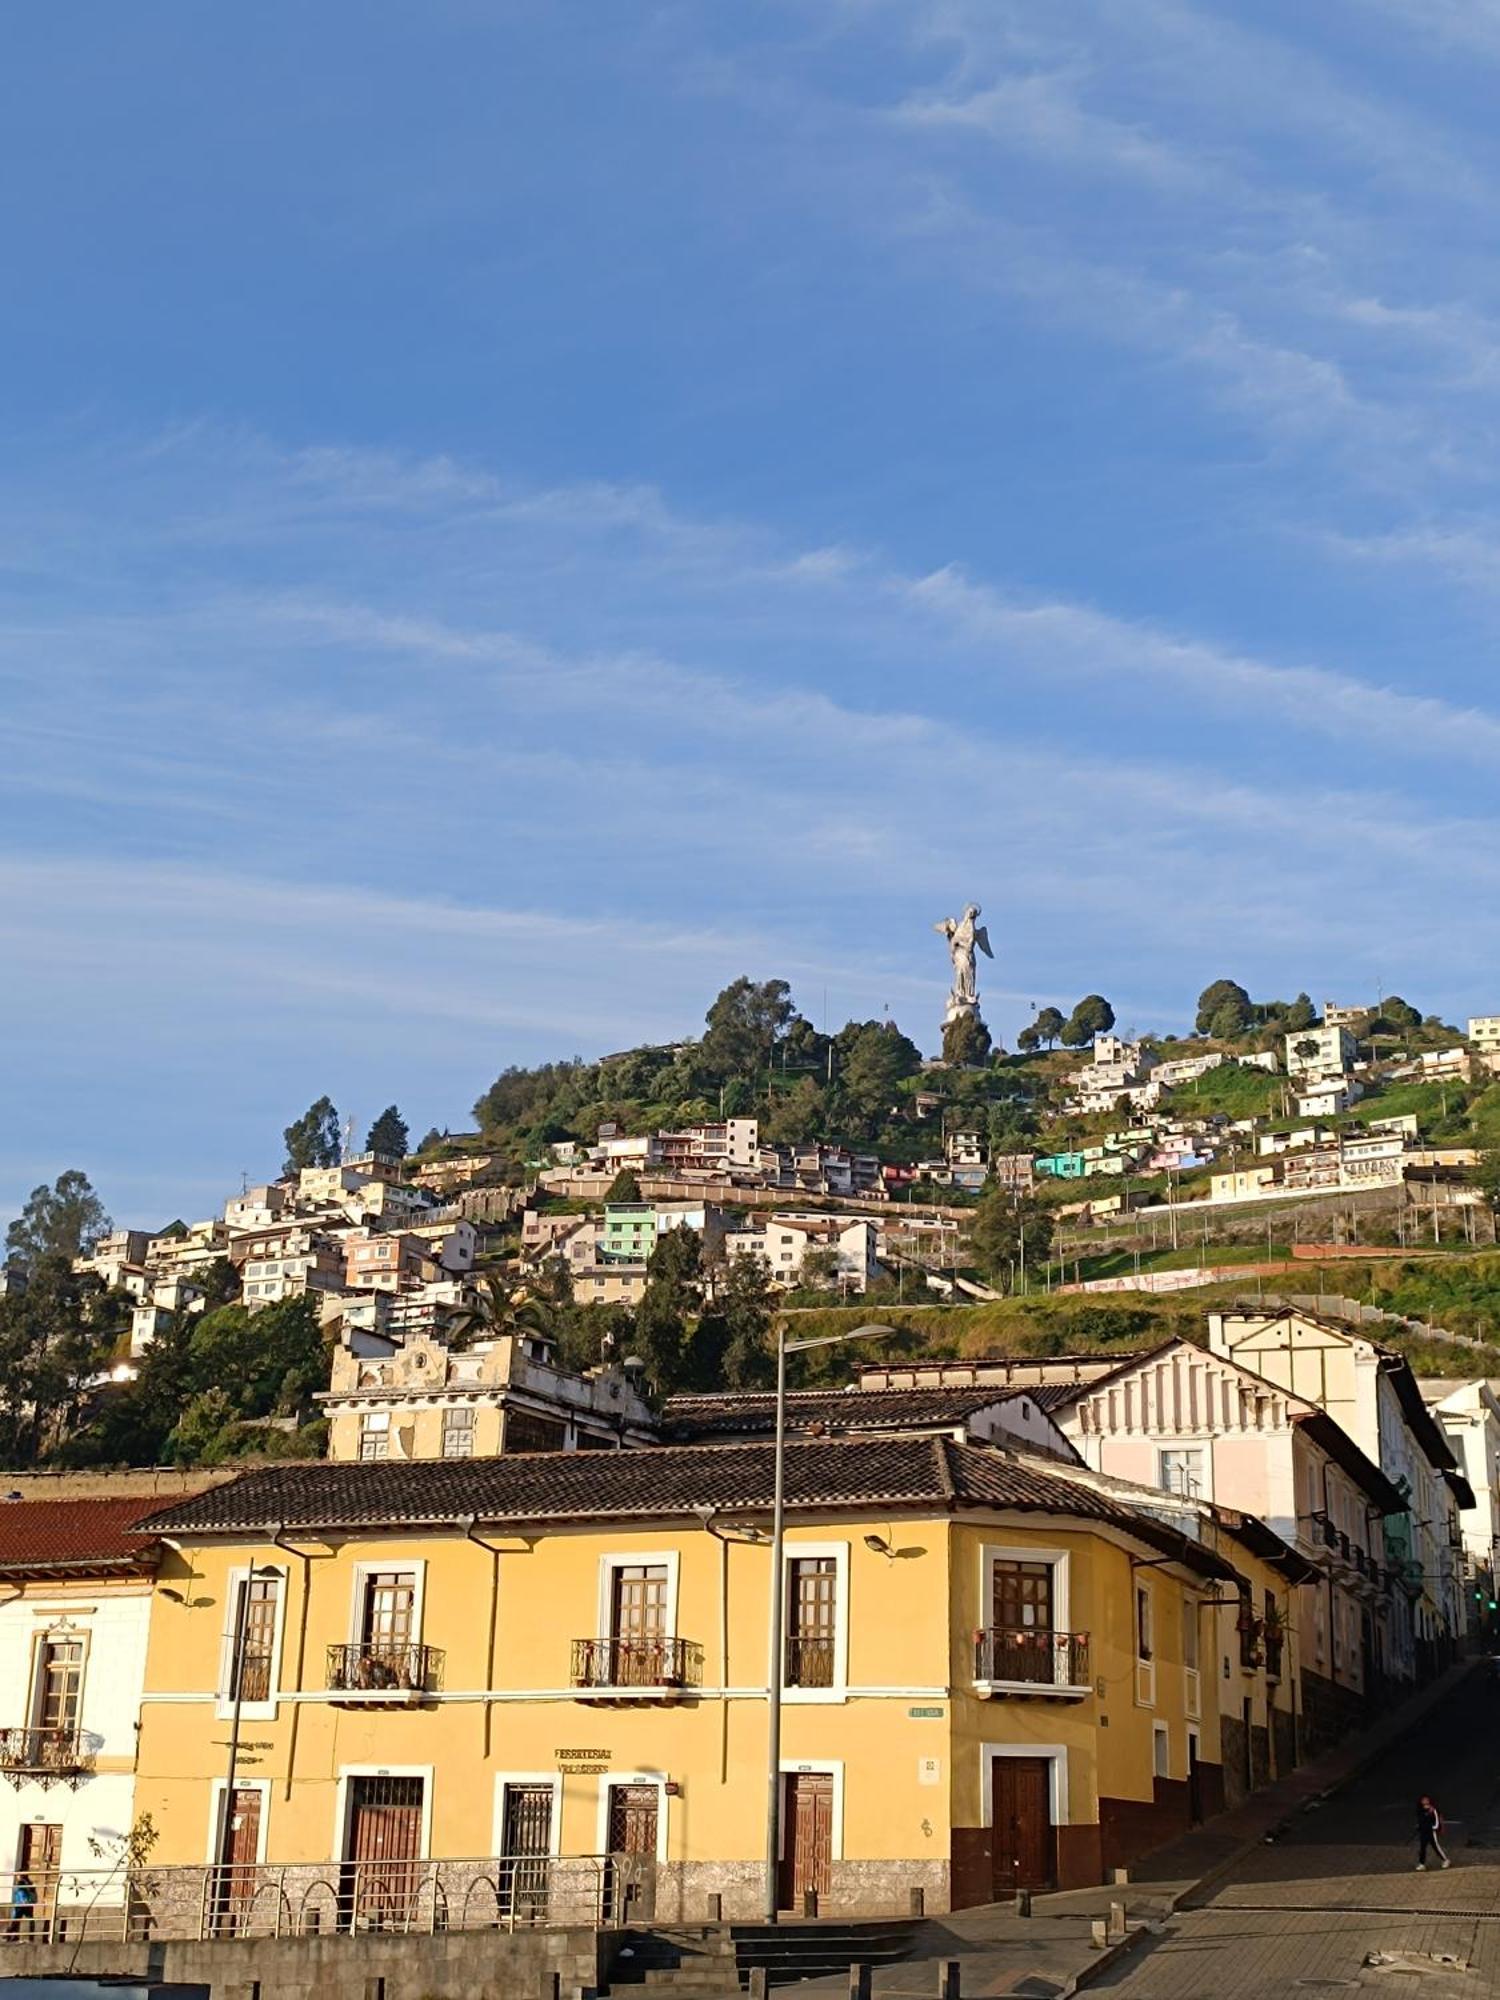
[785,1257,1500,1383]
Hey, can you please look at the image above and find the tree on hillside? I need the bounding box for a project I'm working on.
[1208,1000,1252,1041]
[839,1020,922,1126]
[366,1106,410,1158]
[1471,1146,1500,1210]
[1033,1006,1066,1048]
[6,1171,111,1269]
[441,1272,552,1350]
[1382,996,1422,1032]
[688,1255,777,1390]
[942,1012,992,1067]
[1017,1023,1042,1054]
[1283,993,1317,1031]
[632,1226,705,1396]
[700,978,799,1084]
[0,1255,131,1460]
[1061,995,1116,1047]
[969,1190,1055,1291]
[282,1096,341,1174]
[606,1168,643,1203]
[1195,980,1253,1036]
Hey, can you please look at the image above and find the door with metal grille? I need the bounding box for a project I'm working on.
[604,1783,658,1921]
[778,1773,833,1909]
[610,1564,667,1684]
[786,1557,836,1687]
[499,1783,553,1918]
[344,1775,424,1930]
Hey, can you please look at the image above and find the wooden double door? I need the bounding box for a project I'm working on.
[778,1772,833,1910]
[991,1757,1055,1897]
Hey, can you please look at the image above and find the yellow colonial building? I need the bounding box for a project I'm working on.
[134,1435,1253,1916]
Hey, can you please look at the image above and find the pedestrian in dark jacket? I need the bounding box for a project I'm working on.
[1416,1795,1450,1869]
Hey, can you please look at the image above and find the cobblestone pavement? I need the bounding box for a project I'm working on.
[1091,1667,1500,1997]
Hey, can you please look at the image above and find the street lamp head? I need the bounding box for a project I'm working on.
[863,1533,895,1559]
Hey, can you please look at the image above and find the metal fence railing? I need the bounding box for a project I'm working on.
[0,1853,653,1945]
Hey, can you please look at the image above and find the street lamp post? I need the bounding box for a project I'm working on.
[764,1319,896,1924]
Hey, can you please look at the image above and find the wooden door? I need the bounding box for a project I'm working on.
[212,1787,261,1935]
[500,1783,553,1918]
[991,1758,1054,1896]
[18,1824,61,1930]
[787,1558,837,1688]
[989,1560,1055,1684]
[346,1776,423,1930]
[35,1638,83,1738]
[779,1772,834,1909]
[610,1564,667,1684]
[604,1783,658,1922]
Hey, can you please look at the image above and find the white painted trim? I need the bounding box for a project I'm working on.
[595,1550,681,1640]
[979,1742,1071,1828]
[215,1565,288,1722]
[491,1772,563,1858]
[206,1776,271,1865]
[346,1558,427,1651]
[333,1764,434,1861]
[1134,1579,1156,1709]
[776,1757,846,1861]
[1152,1720,1171,1780]
[781,1540,849,1703]
[595,1770,670,1863]
[139,1681,952,1706]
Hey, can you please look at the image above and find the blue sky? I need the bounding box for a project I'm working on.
[7,0,1500,1227]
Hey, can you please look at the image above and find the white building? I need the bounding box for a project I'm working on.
[724,1212,881,1293]
[1419,1379,1500,1621]
[1285,1023,1356,1080]
[0,1495,188,1917]
[1207,1310,1470,1684]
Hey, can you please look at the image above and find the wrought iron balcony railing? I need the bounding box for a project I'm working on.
[0,1726,97,1788]
[570,1636,702,1691]
[325,1643,443,1696]
[784,1634,837,1689]
[974,1627,1091,1692]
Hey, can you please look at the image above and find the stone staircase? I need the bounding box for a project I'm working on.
[605,1919,923,1995]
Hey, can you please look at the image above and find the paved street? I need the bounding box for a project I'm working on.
[1092,1666,1500,1997]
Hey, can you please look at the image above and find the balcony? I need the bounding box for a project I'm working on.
[785,1634,837,1690]
[0,1726,98,1789]
[973,1628,1091,1699]
[570,1636,702,1698]
[325,1644,444,1701]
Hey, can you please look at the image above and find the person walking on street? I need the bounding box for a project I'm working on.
[1416,1795,1450,1870]
[6,1873,37,1939]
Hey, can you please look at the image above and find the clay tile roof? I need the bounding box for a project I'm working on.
[660,1386,1033,1441]
[0,1495,179,1575]
[137,1439,1234,1580]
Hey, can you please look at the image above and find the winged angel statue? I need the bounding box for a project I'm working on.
[934,903,992,1020]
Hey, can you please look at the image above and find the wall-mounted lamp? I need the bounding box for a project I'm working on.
[863,1534,895,1559]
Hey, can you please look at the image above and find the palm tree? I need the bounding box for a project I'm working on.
[440,1271,553,1350]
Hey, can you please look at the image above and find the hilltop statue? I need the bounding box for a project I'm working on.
[934,903,992,1024]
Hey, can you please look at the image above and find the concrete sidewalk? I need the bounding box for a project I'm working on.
[771,1659,1479,2000]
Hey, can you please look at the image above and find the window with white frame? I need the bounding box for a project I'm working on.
[1158,1448,1204,1498]
[1182,1601,1199,1674]
[1153,1723,1170,1778]
[359,1412,390,1461]
[228,1570,282,1703]
[1135,1584,1154,1662]
[441,1406,475,1458]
